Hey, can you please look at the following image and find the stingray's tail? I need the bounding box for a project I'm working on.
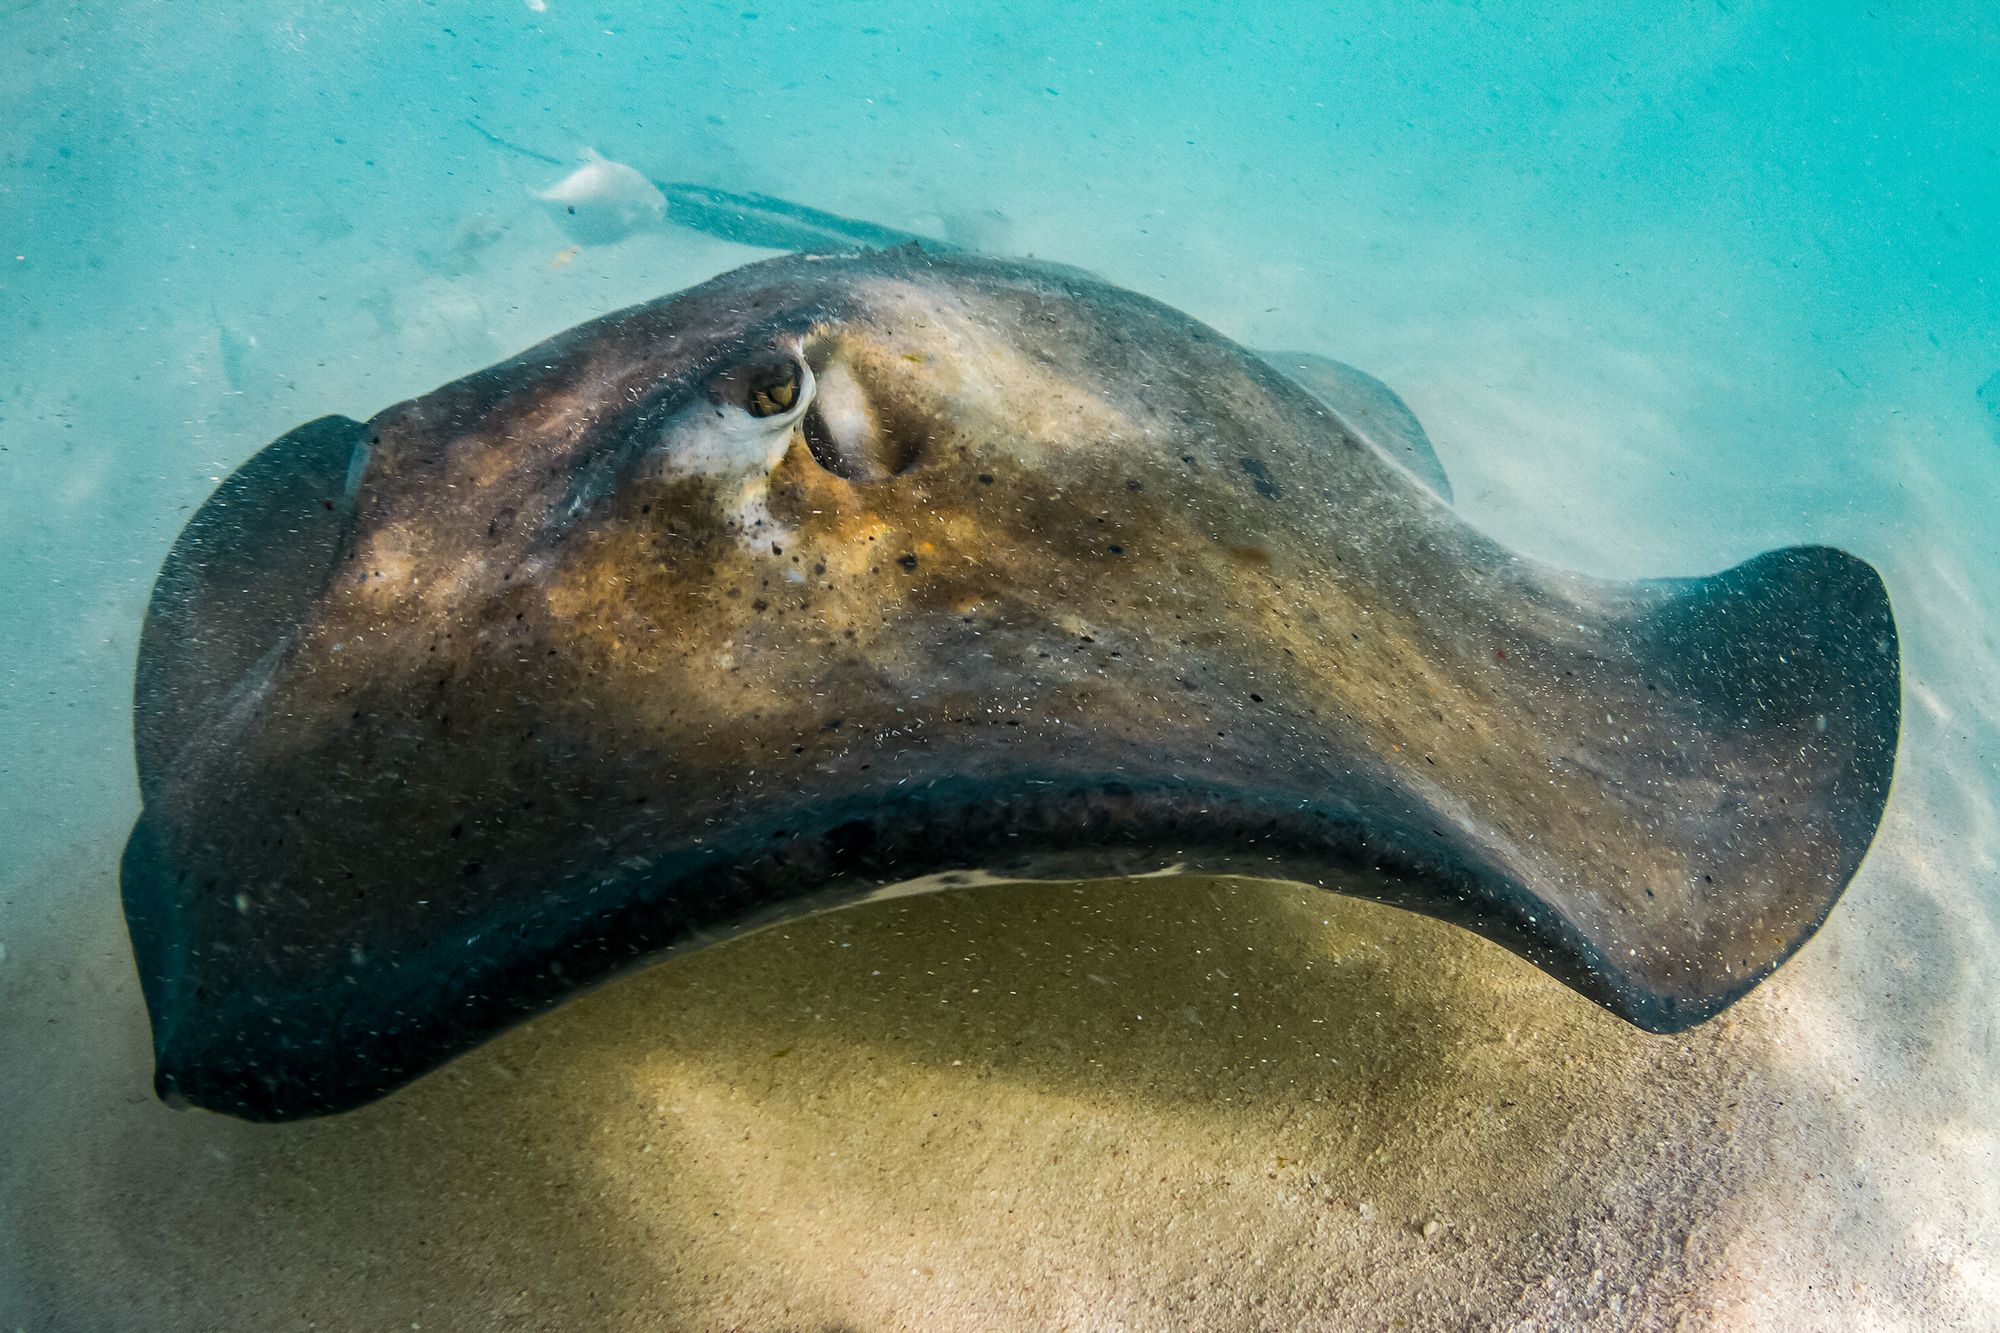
[465,118,942,254]
[654,182,938,253]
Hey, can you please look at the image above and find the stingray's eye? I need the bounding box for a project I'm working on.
[746,365,802,418]
[707,351,811,425]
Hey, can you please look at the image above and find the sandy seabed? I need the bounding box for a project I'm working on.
[5,238,1997,1333]
[4,233,1996,1331]
[2,844,1992,1329]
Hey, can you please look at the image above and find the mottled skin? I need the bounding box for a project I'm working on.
[124,247,1899,1120]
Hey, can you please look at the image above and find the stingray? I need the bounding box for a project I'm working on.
[469,119,941,254]
[122,244,1900,1121]
[533,148,668,247]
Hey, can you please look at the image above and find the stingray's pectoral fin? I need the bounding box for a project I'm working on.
[1258,349,1452,502]
[131,414,369,788]
[124,414,372,1086]
[1450,544,1900,1031]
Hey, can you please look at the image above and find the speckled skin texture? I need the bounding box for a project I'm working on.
[122,247,1899,1120]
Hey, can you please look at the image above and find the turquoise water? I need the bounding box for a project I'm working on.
[3,4,1996,1326]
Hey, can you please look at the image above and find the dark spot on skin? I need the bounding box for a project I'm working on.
[978,473,994,485]
[751,599,768,612]
[1239,456,1281,500]
[1229,545,1271,566]
[1250,693,1263,702]
[1124,479,1143,492]
[898,553,919,570]
[1107,544,1124,556]
[1494,647,1509,661]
